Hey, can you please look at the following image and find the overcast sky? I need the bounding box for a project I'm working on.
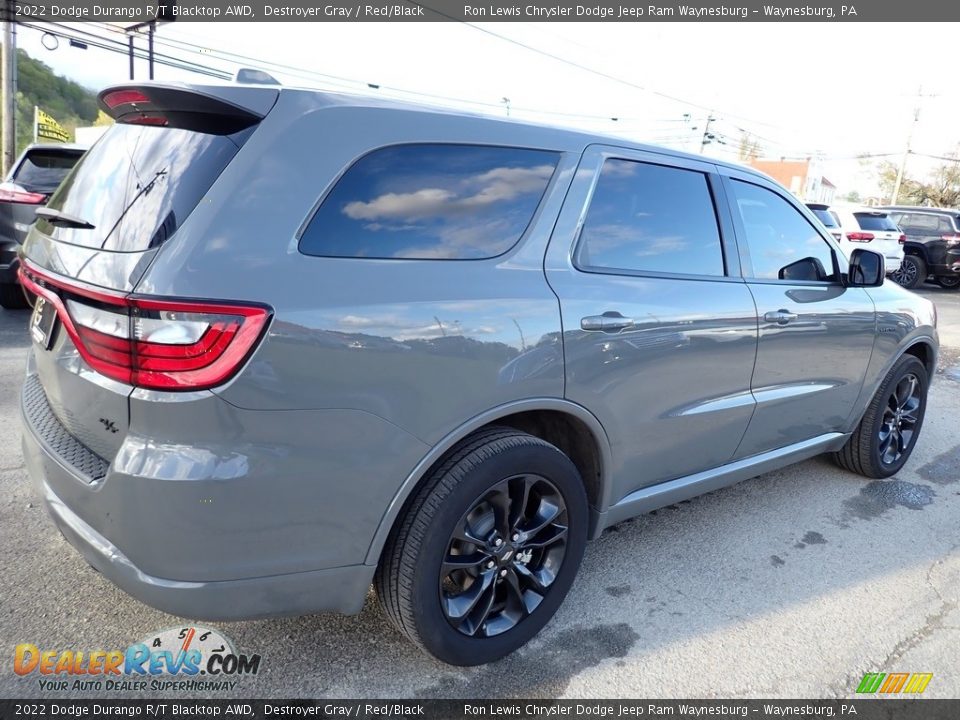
[18,22,960,196]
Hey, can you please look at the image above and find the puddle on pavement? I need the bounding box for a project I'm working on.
[843,479,936,520]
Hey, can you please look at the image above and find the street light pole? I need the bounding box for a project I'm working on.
[700,114,715,154]
[2,0,16,176]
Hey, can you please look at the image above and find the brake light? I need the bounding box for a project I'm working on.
[18,261,271,391]
[941,234,960,246]
[0,184,45,204]
[102,89,150,109]
[846,232,874,242]
[899,234,907,245]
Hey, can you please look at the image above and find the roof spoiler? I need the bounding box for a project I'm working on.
[97,83,278,135]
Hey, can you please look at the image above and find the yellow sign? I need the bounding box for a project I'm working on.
[35,107,70,143]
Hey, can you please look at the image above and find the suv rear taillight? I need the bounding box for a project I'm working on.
[0,183,45,204]
[899,233,906,245]
[846,232,874,243]
[19,261,271,391]
[941,234,960,246]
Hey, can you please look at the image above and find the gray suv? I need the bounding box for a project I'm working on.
[19,83,938,666]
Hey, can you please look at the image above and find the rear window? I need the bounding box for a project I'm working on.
[299,144,560,260]
[854,212,899,232]
[12,149,83,194]
[811,208,840,228]
[39,124,241,251]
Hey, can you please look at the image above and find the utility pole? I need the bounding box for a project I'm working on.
[891,86,936,205]
[700,114,716,154]
[2,0,16,177]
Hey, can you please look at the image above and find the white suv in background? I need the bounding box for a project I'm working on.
[806,203,905,275]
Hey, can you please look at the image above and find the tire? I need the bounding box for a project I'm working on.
[375,426,588,665]
[890,255,926,289]
[0,282,29,310]
[832,355,928,479]
[935,275,960,289]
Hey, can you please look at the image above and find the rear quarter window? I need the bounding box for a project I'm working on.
[299,144,560,260]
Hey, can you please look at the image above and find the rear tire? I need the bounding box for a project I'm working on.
[935,275,960,289]
[891,255,926,289]
[375,426,588,665]
[832,355,928,479]
[0,282,28,310]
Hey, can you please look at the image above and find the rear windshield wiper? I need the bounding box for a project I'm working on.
[35,207,95,230]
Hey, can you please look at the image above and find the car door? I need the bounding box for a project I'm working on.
[544,145,759,503]
[721,171,876,458]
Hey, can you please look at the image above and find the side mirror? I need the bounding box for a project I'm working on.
[846,248,884,287]
[779,256,827,282]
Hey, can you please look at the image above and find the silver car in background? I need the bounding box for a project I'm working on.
[20,82,937,665]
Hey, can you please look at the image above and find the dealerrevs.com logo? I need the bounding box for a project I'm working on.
[13,626,262,692]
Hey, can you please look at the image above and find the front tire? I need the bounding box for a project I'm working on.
[832,355,928,479]
[935,275,960,289]
[891,255,926,289]
[375,426,588,665]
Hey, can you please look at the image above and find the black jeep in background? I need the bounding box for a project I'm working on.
[883,205,960,289]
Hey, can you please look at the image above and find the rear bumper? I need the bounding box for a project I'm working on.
[19,364,429,619]
[23,423,376,618]
[32,462,375,619]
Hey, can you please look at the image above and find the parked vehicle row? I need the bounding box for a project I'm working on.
[806,201,960,291]
[18,82,938,666]
[805,203,905,276]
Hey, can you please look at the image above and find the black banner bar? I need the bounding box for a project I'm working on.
[2,700,960,720]
[1,0,959,22]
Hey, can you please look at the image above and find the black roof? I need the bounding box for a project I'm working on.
[880,205,960,215]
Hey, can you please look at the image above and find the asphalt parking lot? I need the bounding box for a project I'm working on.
[1,286,959,699]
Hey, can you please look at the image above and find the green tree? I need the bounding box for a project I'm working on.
[0,47,98,154]
[875,157,960,208]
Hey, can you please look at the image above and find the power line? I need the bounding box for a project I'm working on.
[20,22,231,80]
[403,0,794,135]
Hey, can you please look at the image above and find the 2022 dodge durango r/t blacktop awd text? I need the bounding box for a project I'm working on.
[19,82,937,666]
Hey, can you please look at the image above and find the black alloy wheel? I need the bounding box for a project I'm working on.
[833,354,928,478]
[440,474,568,638]
[376,426,588,665]
[878,373,922,467]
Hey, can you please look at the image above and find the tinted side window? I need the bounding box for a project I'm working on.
[854,212,899,232]
[300,144,560,260]
[730,180,837,282]
[903,214,940,232]
[575,159,724,276]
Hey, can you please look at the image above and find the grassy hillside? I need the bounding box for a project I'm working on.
[0,47,99,154]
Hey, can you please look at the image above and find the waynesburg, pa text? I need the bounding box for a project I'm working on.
[462,4,856,18]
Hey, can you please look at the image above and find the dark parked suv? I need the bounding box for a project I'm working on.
[0,143,86,309]
[20,83,938,665]
[882,205,960,289]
